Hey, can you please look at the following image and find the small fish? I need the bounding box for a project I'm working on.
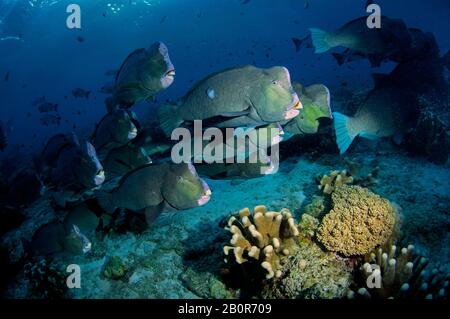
[76,36,85,43]
[72,88,91,99]
[240,0,251,5]
[40,113,61,126]
[206,87,215,99]
[304,0,310,9]
[38,102,58,113]
[4,71,10,82]
[160,15,167,24]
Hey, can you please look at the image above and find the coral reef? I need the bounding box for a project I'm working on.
[301,196,326,219]
[404,111,449,165]
[223,206,299,280]
[317,185,397,256]
[23,259,67,299]
[297,214,319,239]
[317,170,353,194]
[262,239,353,299]
[103,256,127,280]
[348,243,449,299]
[344,158,379,187]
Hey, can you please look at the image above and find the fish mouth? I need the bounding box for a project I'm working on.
[271,122,285,145]
[197,193,211,206]
[197,182,212,206]
[94,169,105,186]
[165,69,176,78]
[128,127,138,140]
[283,94,302,120]
[161,69,176,88]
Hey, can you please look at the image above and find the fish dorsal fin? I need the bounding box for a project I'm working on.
[115,48,147,83]
[303,84,332,118]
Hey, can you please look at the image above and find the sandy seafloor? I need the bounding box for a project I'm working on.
[3,146,449,299]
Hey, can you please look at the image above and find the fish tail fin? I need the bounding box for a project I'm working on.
[157,103,183,136]
[333,112,358,154]
[96,191,115,214]
[309,28,333,53]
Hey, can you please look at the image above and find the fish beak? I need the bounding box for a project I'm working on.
[128,127,138,140]
[284,108,300,120]
[166,69,176,78]
[161,69,176,88]
[293,99,303,110]
[283,94,302,120]
[271,123,285,145]
[95,169,105,186]
[197,181,212,206]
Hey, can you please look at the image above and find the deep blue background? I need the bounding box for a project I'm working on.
[0,0,449,153]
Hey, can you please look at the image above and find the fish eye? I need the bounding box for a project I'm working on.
[272,80,279,85]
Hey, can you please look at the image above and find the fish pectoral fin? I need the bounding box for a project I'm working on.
[143,202,166,225]
[219,109,251,117]
[216,115,259,128]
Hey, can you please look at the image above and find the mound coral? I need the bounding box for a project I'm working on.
[223,205,299,280]
[348,244,449,299]
[317,170,353,194]
[262,238,353,299]
[317,185,397,256]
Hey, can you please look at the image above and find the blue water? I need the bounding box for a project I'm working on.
[1,0,449,151]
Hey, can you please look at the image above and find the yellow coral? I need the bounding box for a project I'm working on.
[223,205,299,279]
[317,185,397,256]
[318,170,353,194]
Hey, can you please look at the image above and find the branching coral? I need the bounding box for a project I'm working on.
[348,243,449,299]
[223,205,299,280]
[23,258,67,299]
[317,185,397,256]
[317,170,353,194]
